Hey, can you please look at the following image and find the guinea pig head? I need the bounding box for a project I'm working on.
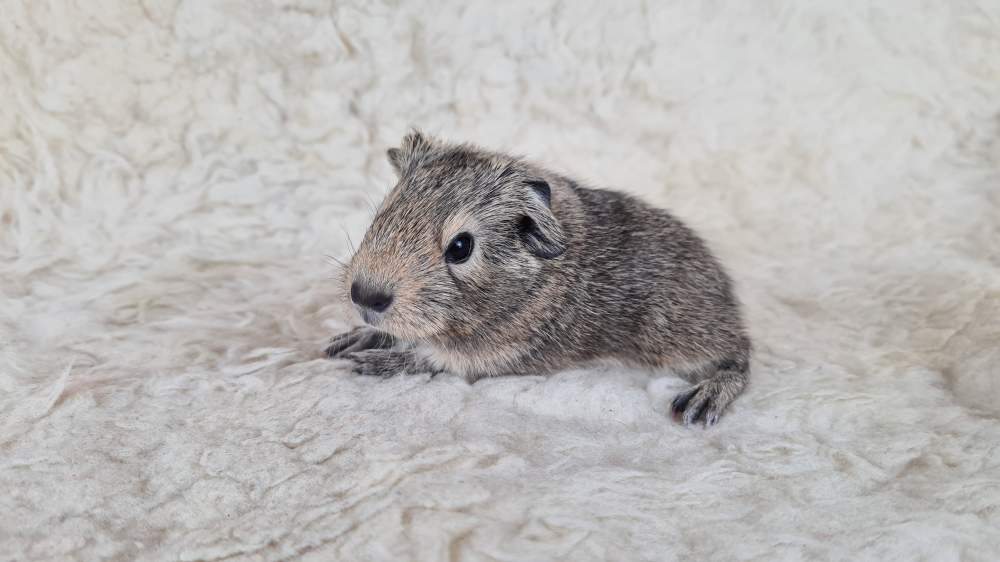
[344,131,567,344]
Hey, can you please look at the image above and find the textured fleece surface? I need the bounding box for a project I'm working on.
[2,1,1000,561]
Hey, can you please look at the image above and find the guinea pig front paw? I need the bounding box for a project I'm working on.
[324,327,396,358]
[341,349,414,378]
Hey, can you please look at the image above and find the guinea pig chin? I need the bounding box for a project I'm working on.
[357,307,384,326]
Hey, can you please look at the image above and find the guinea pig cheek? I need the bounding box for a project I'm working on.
[382,277,451,340]
[449,254,490,296]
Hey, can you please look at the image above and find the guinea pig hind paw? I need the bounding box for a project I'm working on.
[670,381,728,427]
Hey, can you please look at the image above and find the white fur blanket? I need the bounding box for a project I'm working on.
[2,1,999,560]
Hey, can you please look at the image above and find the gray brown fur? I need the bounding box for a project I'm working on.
[326,131,752,426]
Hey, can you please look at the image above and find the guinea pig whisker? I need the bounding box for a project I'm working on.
[324,254,347,268]
[339,226,357,255]
[362,191,379,218]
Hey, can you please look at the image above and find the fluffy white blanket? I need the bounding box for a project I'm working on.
[2,1,999,560]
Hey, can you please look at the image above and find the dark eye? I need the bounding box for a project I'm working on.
[444,232,474,264]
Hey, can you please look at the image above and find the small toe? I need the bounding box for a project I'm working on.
[682,393,711,426]
[323,334,351,359]
[324,331,359,358]
[706,411,721,426]
[325,328,396,358]
[671,388,697,420]
[704,401,727,426]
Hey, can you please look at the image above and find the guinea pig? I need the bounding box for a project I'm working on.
[325,131,752,426]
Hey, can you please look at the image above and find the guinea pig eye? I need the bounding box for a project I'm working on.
[444,232,474,264]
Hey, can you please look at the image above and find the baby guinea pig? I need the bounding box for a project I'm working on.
[325,131,752,426]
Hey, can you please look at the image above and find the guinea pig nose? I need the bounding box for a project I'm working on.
[350,281,394,313]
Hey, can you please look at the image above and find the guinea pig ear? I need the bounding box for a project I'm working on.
[519,179,566,259]
[387,130,434,176]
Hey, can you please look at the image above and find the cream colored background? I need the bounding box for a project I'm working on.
[2,1,999,560]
